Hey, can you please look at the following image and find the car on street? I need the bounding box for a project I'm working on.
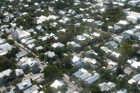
[72,81,75,85]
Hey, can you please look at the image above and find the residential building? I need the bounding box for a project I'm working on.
[86,50,98,56]
[101,46,112,54]
[58,10,65,16]
[75,35,86,42]
[108,25,121,33]
[44,51,55,58]
[50,80,65,89]
[72,56,84,67]
[85,73,100,86]
[11,28,31,40]
[84,57,98,65]
[99,82,115,91]
[16,79,32,92]
[67,41,81,48]
[0,69,15,83]
[133,32,140,40]
[51,42,65,49]
[117,20,129,25]
[73,68,88,78]
[28,44,35,50]
[127,11,140,24]
[23,85,40,93]
[36,46,43,51]
[128,0,139,7]
[124,68,132,75]
[111,52,121,59]
[21,58,40,73]
[114,36,124,44]
[16,51,26,60]
[15,69,24,77]
[128,74,140,84]
[78,73,91,81]
[0,43,12,56]
[107,41,118,49]
[123,30,136,38]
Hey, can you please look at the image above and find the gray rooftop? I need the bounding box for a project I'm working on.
[16,79,32,91]
[23,85,39,93]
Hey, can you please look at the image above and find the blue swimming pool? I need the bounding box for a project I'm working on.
[121,89,126,92]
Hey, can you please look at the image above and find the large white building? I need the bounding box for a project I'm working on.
[11,28,31,40]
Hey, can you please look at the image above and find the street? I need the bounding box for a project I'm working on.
[63,74,83,92]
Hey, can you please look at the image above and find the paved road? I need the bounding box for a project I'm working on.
[63,75,83,92]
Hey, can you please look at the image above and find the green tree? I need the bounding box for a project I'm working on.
[54,47,63,58]
[43,65,63,81]
[90,84,101,93]
[6,39,14,45]
[39,53,45,60]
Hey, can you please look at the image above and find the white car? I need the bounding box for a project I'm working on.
[72,81,75,85]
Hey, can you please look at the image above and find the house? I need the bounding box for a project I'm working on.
[11,28,31,40]
[99,82,115,91]
[127,11,140,24]
[15,69,24,77]
[72,56,84,67]
[86,50,98,56]
[36,46,43,51]
[16,79,32,92]
[51,42,65,49]
[127,57,137,65]
[107,61,118,71]
[36,15,58,24]
[23,85,40,93]
[21,58,40,73]
[131,61,140,70]
[117,20,129,25]
[41,35,50,44]
[123,30,135,38]
[16,51,26,60]
[67,41,81,48]
[83,33,93,39]
[50,80,65,89]
[58,10,65,16]
[0,43,12,56]
[124,68,132,75]
[59,17,70,24]
[44,51,55,58]
[25,39,35,45]
[73,68,88,78]
[78,73,91,81]
[91,32,100,37]
[28,44,35,50]
[128,74,140,84]
[107,41,118,49]
[68,9,76,15]
[50,33,58,40]
[84,57,98,65]
[133,32,140,40]
[108,25,121,33]
[114,36,124,44]
[36,25,42,31]
[85,73,100,86]
[0,38,6,44]
[75,35,86,42]
[0,69,15,83]
[35,77,45,84]
[101,46,112,54]
[111,52,121,59]
[128,0,139,7]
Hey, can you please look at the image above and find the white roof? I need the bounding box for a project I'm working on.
[51,42,65,48]
[36,46,43,51]
[131,62,140,69]
[111,52,121,58]
[128,74,140,84]
[127,16,137,20]
[0,69,12,79]
[129,11,140,19]
[79,73,91,80]
[20,57,28,63]
[92,32,100,37]
[76,35,86,41]
[44,51,55,57]
[117,20,128,25]
[67,41,81,48]
[15,69,24,77]
[37,15,58,24]
[50,80,64,89]
[85,73,100,85]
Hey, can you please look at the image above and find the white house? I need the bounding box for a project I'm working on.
[123,30,135,38]
[107,41,118,49]
[73,68,88,78]
[75,35,86,42]
[50,80,65,89]
[67,41,81,48]
[127,11,140,24]
[114,36,125,44]
[99,82,115,91]
[44,51,55,58]
[51,42,65,49]
[85,73,100,86]
[128,74,140,84]
[72,56,84,67]
[11,29,31,40]
[78,73,91,81]
[128,0,139,7]
[111,52,121,59]
[101,46,112,54]
[58,10,65,16]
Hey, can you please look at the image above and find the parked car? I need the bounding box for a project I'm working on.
[72,81,75,85]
